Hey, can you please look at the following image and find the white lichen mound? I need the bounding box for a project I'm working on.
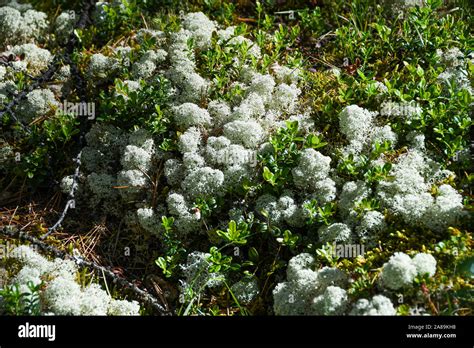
[436,47,472,94]
[338,105,398,162]
[54,10,76,42]
[381,252,418,290]
[136,207,163,235]
[166,192,200,234]
[339,180,372,222]
[121,145,153,171]
[255,193,305,225]
[339,105,376,142]
[87,53,119,82]
[273,253,348,315]
[376,149,464,232]
[423,184,465,232]
[181,167,225,199]
[0,6,49,46]
[355,210,386,245]
[4,245,140,315]
[311,286,348,315]
[74,126,158,216]
[17,88,58,122]
[131,49,167,80]
[179,251,223,297]
[350,295,396,315]
[411,253,437,277]
[318,223,352,244]
[383,0,426,13]
[172,103,212,129]
[9,43,53,74]
[223,120,265,148]
[273,253,436,315]
[230,277,259,305]
[182,12,216,50]
[273,249,436,315]
[381,252,437,290]
[292,149,335,202]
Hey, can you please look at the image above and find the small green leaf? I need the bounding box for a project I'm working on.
[416,65,424,77]
[248,247,259,262]
[357,69,367,80]
[263,166,275,185]
[286,120,299,132]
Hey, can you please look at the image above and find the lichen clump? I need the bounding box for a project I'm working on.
[5,245,140,315]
